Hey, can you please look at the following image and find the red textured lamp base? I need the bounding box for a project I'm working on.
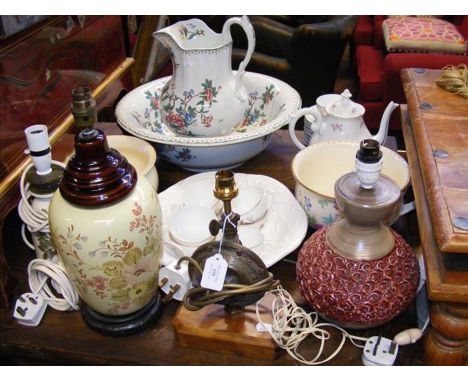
[297,226,420,329]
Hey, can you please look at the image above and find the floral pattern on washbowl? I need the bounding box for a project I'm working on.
[130,81,282,137]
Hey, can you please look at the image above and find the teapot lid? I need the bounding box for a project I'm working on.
[326,89,365,118]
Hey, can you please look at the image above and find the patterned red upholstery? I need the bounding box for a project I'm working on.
[353,15,468,131]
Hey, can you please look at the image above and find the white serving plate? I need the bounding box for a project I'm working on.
[115,72,301,172]
[158,172,308,268]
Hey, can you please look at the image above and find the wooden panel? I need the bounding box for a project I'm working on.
[0,58,134,200]
[172,295,277,360]
[0,16,127,189]
[402,68,468,253]
[400,106,468,303]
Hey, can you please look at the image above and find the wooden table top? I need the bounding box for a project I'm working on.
[0,126,423,365]
[402,68,468,253]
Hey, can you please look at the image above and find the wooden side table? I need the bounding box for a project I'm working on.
[0,128,423,365]
[401,68,468,365]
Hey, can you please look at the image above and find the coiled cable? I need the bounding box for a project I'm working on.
[256,286,369,365]
[18,160,66,250]
[28,258,79,311]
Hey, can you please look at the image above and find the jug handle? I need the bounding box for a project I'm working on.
[223,16,256,101]
[288,107,323,150]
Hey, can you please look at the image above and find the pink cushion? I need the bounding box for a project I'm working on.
[356,45,385,101]
[383,17,467,54]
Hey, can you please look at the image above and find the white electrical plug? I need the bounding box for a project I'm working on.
[394,328,423,345]
[362,336,399,366]
[13,292,47,326]
[159,258,192,302]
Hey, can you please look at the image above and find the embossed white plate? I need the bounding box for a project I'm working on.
[158,172,308,268]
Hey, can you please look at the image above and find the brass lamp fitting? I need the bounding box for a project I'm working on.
[209,170,241,243]
[71,86,97,138]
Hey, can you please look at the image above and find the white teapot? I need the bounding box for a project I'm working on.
[288,89,399,150]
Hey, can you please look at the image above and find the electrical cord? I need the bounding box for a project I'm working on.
[18,160,66,250]
[28,258,80,311]
[175,256,280,311]
[256,286,369,365]
[173,211,280,310]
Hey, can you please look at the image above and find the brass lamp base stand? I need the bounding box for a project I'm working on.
[172,293,277,360]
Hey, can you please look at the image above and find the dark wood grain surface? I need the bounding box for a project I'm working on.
[401,97,468,365]
[401,68,468,254]
[0,126,423,365]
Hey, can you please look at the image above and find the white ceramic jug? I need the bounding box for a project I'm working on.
[153,16,256,137]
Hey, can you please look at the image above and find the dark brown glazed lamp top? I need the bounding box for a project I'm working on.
[59,129,137,206]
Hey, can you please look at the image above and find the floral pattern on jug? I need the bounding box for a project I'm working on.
[179,23,205,40]
[51,201,163,315]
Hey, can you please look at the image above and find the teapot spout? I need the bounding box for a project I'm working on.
[373,101,399,145]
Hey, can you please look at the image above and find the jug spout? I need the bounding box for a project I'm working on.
[153,27,179,50]
[373,101,399,145]
[153,19,229,51]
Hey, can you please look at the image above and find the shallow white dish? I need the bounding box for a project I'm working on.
[182,176,220,210]
[169,205,216,246]
[115,72,301,172]
[232,185,269,224]
[238,226,264,249]
[158,172,308,268]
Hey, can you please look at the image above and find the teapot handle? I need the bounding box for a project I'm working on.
[223,16,256,101]
[288,107,323,150]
